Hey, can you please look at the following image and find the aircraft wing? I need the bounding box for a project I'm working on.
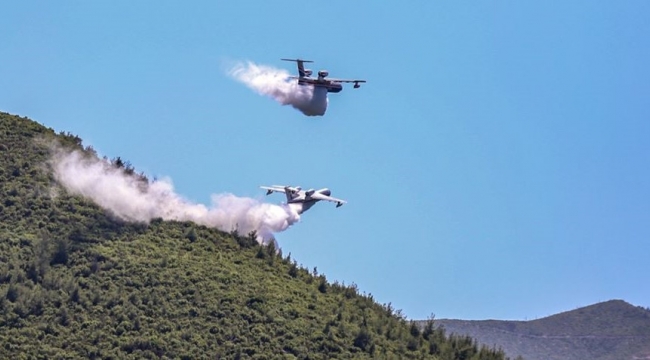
[261,185,304,195]
[309,192,347,207]
[328,79,366,84]
[260,185,287,195]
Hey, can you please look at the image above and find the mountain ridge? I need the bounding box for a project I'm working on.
[423,299,650,360]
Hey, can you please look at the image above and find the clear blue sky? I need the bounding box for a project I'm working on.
[2,1,649,320]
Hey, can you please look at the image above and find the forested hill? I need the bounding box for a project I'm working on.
[0,112,509,359]
[428,300,650,360]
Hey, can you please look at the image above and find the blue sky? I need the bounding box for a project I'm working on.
[2,1,649,320]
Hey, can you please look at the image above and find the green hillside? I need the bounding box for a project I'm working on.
[425,300,650,360]
[0,112,509,359]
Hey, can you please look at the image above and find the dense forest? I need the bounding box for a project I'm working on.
[0,112,510,359]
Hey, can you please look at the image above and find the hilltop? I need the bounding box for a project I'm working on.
[0,112,509,359]
[425,300,650,360]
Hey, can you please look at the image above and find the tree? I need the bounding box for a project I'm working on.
[353,327,372,351]
[288,262,299,278]
[50,238,69,266]
[256,245,267,259]
[112,156,124,168]
[185,227,198,242]
[6,284,19,302]
[318,277,328,293]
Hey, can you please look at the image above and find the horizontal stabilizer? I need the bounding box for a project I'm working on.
[281,58,314,63]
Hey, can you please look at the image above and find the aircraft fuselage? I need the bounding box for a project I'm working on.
[288,200,317,215]
[298,78,343,93]
[286,188,333,214]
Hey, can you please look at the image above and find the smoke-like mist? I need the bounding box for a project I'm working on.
[51,148,300,244]
[229,61,328,116]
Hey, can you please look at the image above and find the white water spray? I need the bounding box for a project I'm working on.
[51,149,300,244]
[228,61,328,116]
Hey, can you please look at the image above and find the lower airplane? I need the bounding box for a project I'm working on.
[260,185,347,214]
[281,58,366,93]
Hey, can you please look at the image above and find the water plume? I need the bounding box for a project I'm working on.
[228,61,328,116]
[50,148,300,244]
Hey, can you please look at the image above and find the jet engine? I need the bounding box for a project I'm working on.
[318,70,329,78]
[305,189,315,197]
[304,69,313,76]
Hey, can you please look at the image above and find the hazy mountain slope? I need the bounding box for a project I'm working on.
[0,112,509,359]
[430,300,650,360]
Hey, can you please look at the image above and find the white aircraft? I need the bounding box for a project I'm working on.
[281,58,366,93]
[260,185,347,214]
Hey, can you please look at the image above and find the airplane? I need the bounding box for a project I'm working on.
[281,58,366,93]
[260,185,347,214]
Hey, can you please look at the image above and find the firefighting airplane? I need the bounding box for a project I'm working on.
[260,185,347,214]
[281,58,366,93]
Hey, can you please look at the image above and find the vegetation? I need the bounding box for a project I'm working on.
[418,300,650,360]
[0,112,510,359]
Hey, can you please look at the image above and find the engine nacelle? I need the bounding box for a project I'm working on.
[318,188,331,196]
[304,69,313,77]
[305,189,315,197]
[318,70,329,78]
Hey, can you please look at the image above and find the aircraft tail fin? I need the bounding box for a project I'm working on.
[281,58,314,78]
[284,186,298,203]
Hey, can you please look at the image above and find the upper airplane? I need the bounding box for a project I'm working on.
[281,58,366,93]
[260,185,347,214]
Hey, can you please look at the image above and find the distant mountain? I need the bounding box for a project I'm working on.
[423,300,650,360]
[0,112,509,359]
